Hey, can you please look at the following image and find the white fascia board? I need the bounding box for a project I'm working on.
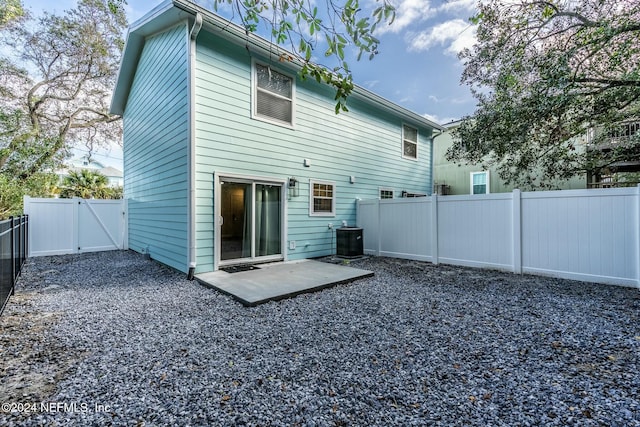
[111,0,446,132]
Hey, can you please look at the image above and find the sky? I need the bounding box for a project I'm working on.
[21,0,479,169]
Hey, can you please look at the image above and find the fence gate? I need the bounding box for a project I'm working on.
[23,196,127,257]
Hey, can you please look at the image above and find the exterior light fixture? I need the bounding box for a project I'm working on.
[289,177,299,197]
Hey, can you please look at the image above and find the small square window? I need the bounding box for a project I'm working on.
[310,179,335,216]
[380,189,393,199]
[402,125,418,160]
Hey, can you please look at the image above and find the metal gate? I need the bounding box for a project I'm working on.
[0,216,28,315]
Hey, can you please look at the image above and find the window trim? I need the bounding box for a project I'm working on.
[402,124,419,161]
[470,171,490,195]
[379,187,394,199]
[251,59,295,128]
[309,179,336,217]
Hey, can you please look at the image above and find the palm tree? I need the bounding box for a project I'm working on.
[61,169,109,199]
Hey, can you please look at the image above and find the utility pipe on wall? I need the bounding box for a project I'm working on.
[187,12,202,280]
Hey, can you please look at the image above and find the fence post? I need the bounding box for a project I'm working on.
[123,199,128,250]
[23,196,30,257]
[512,189,522,274]
[9,216,15,294]
[23,215,28,265]
[18,217,21,270]
[637,184,640,289]
[376,200,382,256]
[74,198,81,253]
[431,193,439,265]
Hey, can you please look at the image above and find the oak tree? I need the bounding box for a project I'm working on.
[0,0,126,181]
[449,0,640,189]
[207,0,396,112]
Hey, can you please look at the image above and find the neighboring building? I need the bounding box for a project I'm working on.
[433,120,586,195]
[57,155,124,187]
[110,0,444,276]
[586,120,640,188]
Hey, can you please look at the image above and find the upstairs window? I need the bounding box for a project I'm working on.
[402,125,418,160]
[609,121,640,144]
[254,62,294,126]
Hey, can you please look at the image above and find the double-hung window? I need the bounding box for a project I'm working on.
[471,171,489,195]
[253,62,294,126]
[309,179,335,216]
[402,125,418,160]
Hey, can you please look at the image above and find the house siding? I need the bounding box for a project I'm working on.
[193,30,433,272]
[434,129,586,194]
[123,23,190,272]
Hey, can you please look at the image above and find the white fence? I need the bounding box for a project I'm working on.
[24,196,127,257]
[357,188,640,287]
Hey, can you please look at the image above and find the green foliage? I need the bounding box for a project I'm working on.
[207,0,395,113]
[0,0,126,182]
[451,0,640,189]
[0,0,25,28]
[0,172,58,219]
[60,169,121,199]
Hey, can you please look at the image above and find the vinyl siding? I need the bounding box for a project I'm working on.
[193,30,433,272]
[123,23,189,272]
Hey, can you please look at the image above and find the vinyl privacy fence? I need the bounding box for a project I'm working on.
[24,196,127,257]
[357,187,639,287]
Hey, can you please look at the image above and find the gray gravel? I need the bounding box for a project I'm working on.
[1,250,639,426]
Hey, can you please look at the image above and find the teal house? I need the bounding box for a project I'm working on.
[110,0,443,277]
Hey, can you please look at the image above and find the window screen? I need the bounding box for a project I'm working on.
[403,125,418,159]
[255,63,293,125]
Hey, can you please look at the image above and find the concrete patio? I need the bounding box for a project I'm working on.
[195,259,374,306]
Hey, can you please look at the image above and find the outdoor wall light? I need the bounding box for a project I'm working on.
[289,177,299,197]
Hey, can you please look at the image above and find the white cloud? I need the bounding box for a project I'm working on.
[377,0,436,34]
[450,96,469,104]
[407,18,476,55]
[364,80,380,89]
[423,113,458,124]
[436,0,477,14]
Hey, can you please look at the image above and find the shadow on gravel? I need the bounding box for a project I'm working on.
[1,251,638,426]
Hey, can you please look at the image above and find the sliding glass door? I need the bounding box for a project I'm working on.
[220,179,282,263]
[255,184,281,257]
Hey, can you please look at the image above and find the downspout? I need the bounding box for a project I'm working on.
[430,129,444,196]
[187,12,203,280]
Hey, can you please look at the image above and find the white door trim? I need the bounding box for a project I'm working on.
[213,172,288,271]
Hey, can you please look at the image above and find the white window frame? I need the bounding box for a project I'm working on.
[402,124,418,160]
[470,171,490,195]
[252,60,295,128]
[379,188,394,199]
[309,179,336,217]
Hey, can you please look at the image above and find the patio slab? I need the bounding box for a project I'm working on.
[195,259,374,306]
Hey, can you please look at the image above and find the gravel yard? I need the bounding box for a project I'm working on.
[1,251,639,426]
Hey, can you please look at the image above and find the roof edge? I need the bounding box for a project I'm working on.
[111,0,445,131]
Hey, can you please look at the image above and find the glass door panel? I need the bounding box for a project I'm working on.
[255,184,281,257]
[220,182,251,261]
